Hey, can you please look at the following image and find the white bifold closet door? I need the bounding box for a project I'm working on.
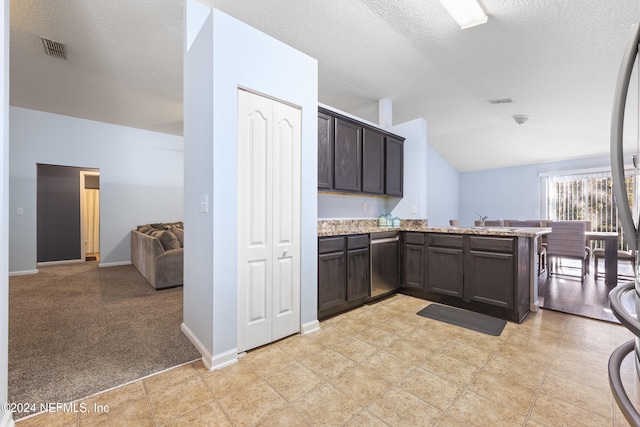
[237,89,301,353]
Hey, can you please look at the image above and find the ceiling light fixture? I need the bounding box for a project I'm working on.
[437,0,488,29]
[513,115,530,125]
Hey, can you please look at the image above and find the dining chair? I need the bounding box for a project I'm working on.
[449,219,459,226]
[594,247,635,278]
[510,220,546,275]
[546,221,589,282]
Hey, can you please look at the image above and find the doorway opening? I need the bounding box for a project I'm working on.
[80,170,100,262]
[37,164,100,265]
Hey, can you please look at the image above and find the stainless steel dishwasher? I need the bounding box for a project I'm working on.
[370,231,400,298]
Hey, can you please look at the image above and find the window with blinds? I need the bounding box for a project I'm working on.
[547,170,635,249]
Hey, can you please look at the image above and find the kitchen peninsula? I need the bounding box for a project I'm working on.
[318,219,550,323]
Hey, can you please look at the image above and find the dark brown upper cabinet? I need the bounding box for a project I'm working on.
[385,136,403,197]
[362,128,385,194]
[318,107,404,197]
[333,118,362,192]
[317,111,334,190]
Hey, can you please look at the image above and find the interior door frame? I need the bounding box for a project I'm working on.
[79,170,100,261]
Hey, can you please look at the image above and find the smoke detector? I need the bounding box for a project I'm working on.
[40,37,66,60]
[513,114,530,125]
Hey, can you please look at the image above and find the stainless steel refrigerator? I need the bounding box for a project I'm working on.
[609,21,640,426]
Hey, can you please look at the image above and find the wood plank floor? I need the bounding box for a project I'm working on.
[537,258,636,323]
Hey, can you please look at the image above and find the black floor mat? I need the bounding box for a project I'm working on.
[417,304,506,336]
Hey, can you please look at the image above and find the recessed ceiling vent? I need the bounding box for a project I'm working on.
[40,37,66,59]
[487,98,512,104]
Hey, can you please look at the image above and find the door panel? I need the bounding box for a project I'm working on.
[247,260,268,324]
[238,90,274,352]
[238,90,301,351]
[272,100,301,340]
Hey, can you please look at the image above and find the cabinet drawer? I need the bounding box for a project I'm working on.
[469,236,514,253]
[347,234,369,250]
[319,237,345,254]
[405,232,425,245]
[429,234,464,249]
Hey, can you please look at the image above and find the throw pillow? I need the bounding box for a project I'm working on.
[150,230,181,251]
[172,228,184,247]
[137,224,153,234]
[165,221,184,229]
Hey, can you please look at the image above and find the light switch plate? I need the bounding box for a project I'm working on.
[200,194,208,213]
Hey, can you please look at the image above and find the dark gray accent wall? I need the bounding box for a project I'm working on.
[37,164,82,262]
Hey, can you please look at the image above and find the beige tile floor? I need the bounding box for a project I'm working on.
[15,294,640,426]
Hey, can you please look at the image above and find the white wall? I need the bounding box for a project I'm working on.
[318,193,388,219]
[426,144,459,226]
[183,4,318,368]
[390,118,428,220]
[458,154,634,226]
[9,107,184,273]
[0,0,11,424]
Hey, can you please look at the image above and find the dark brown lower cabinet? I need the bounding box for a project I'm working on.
[465,237,514,309]
[427,234,464,298]
[318,238,346,312]
[400,232,530,322]
[347,247,369,301]
[403,233,426,290]
[427,246,464,297]
[318,234,369,319]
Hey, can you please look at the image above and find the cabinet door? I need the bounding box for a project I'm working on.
[385,136,403,196]
[347,247,369,301]
[465,250,514,309]
[318,251,346,311]
[404,244,426,290]
[318,111,333,190]
[334,118,362,192]
[362,128,384,194]
[427,247,464,297]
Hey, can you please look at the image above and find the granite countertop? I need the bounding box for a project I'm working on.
[318,219,551,238]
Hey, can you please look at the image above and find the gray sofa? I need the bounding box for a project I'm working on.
[131,222,184,289]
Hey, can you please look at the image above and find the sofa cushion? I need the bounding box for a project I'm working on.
[137,224,153,234]
[150,230,182,251]
[172,228,184,247]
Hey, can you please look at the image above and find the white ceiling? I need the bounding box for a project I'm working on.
[9,0,640,171]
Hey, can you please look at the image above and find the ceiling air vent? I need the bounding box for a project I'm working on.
[40,37,66,59]
[487,98,512,104]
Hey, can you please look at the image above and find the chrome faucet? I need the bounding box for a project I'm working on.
[476,213,488,226]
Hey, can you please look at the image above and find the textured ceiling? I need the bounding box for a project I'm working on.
[9,0,640,171]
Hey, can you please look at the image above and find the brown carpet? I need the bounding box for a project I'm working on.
[8,262,200,419]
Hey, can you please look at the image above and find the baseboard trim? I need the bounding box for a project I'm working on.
[98,261,132,268]
[210,348,238,371]
[301,319,321,335]
[181,323,237,371]
[37,259,82,267]
[0,409,15,427]
[181,322,212,366]
[8,269,38,277]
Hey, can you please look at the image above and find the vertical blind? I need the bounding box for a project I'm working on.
[547,169,635,249]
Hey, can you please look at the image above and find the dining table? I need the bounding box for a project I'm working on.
[585,231,620,285]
